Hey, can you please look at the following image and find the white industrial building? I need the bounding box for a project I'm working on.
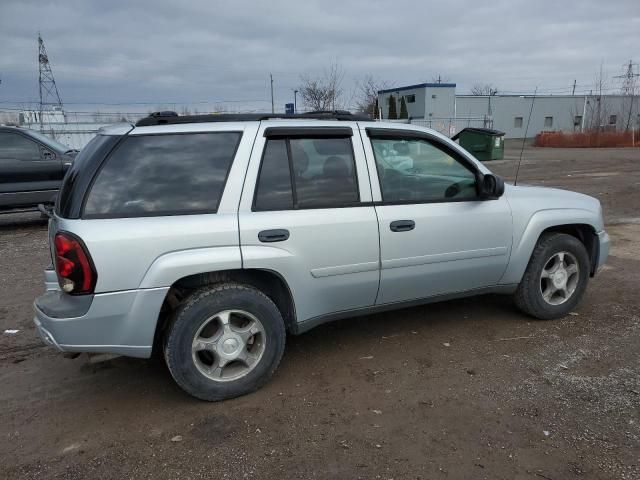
[378,83,640,138]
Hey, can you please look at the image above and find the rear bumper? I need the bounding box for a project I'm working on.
[596,230,610,272]
[33,287,169,358]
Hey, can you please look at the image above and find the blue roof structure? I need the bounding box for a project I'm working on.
[378,83,456,94]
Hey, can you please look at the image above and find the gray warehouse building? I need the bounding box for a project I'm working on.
[378,83,640,138]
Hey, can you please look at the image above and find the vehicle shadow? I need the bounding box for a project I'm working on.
[0,212,48,230]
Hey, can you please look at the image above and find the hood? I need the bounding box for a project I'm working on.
[505,183,602,214]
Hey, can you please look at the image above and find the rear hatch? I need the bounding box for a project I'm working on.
[46,125,132,293]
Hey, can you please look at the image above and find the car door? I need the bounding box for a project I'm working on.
[361,126,513,305]
[238,122,380,325]
[0,131,63,207]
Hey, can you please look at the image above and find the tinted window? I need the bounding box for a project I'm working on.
[254,139,293,211]
[0,132,40,161]
[84,132,240,218]
[22,129,70,153]
[253,136,359,211]
[56,134,120,218]
[371,137,477,202]
[290,138,359,208]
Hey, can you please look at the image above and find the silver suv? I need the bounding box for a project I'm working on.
[33,111,610,401]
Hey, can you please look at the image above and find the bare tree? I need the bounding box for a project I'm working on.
[585,64,612,130]
[471,84,499,95]
[298,63,345,111]
[355,75,388,118]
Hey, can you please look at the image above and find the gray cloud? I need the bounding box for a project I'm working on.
[0,0,638,112]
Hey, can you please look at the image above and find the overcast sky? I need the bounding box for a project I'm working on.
[1,0,638,114]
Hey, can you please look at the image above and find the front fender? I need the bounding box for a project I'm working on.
[499,208,600,285]
[138,246,242,289]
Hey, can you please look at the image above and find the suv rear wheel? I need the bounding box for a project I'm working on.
[514,233,590,320]
[164,283,286,401]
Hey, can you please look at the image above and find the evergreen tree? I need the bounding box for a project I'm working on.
[399,96,408,119]
[387,95,397,119]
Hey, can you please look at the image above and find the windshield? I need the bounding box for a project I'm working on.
[23,129,73,153]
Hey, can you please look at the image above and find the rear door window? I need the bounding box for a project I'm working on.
[253,136,359,211]
[253,139,294,211]
[83,132,241,218]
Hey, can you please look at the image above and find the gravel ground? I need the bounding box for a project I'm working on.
[0,143,639,479]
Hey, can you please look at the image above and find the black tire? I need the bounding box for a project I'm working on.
[514,233,590,320]
[164,283,286,401]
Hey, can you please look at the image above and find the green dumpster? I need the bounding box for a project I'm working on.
[451,127,505,161]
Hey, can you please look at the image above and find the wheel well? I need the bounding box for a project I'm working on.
[540,223,598,275]
[152,269,296,357]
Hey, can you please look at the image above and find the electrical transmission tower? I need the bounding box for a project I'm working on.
[38,33,64,133]
[614,60,639,130]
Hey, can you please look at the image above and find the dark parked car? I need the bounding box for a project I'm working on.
[0,126,77,212]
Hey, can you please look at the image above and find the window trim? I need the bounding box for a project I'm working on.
[366,128,484,205]
[80,131,242,219]
[264,126,353,138]
[252,135,362,212]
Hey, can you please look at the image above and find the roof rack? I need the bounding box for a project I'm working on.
[135,110,372,127]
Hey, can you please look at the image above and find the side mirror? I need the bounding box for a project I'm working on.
[42,148,56,160]
[479,174,505,199]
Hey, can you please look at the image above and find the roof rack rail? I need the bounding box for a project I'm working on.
[135,110,372,127]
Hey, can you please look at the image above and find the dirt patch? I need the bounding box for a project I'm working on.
[607,224,640,260]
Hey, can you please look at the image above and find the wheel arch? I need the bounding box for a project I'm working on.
[538,224,598,276]
[152,268,297,357]
[500,209,600,285]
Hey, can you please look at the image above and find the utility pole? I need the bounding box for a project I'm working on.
[38,33,64,134]
[572,79,576,96]
[294,89,298,113]
[270,73,274,114]
[597,64,603,130]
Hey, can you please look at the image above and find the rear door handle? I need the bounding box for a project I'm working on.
[258,229,290,243]
[390,220,415,232]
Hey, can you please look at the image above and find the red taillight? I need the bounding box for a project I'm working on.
[54,232,96,294]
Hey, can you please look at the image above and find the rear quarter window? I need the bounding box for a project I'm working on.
[83,132,241,218]
[56,134,121,218]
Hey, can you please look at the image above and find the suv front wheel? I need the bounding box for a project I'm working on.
[164,283,286,401]
[514,232,590,320]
